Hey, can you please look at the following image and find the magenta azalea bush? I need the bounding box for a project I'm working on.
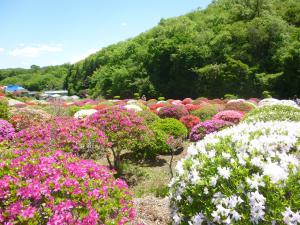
[0,149,134,224]
[213,110,245,124]
[14,117,109,159]
[189,119,233,142]
[0,119,15,142]
[157,105,188,119]
[85,107,154,171]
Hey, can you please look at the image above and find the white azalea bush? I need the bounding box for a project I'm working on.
[258,98,299,108]
[243,105,300,123]
[169,121,300,225]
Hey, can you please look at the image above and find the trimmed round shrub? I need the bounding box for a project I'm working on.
[0,149,134,224]
[243,105,300,123]
[189,119,232,142]
[137,110,160,125]
[9,107,52,131]
[147,125,170,154]
[157,105,188,119]
[0,119,15,142]
[225,99,256,112]
[0,99,9,120]
[179,115,201,131]
[190,104,218,121]
[170,121,300,225]
[150,118,188,140]
[213,110,245,124]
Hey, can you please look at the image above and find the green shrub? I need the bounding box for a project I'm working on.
[190,104,218,121]
[148,125,170,154]
[133,92,140,100]
[262,90,272,98]
[113,95,121,99]
[66,105,81,116]
[150,118,187,139]
[243,104,300,123]
[158,97,165,101]
[0,99,9,120]
[137,110,160,125]
[224,94,238,100]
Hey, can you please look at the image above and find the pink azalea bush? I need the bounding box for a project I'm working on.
[0,119,15,142]
[157,105,189,119]
[189,119,233,142]
[0,149,134,224]
[213,110,245,124]
[14,117,109,159]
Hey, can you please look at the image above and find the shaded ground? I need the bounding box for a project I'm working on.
[127,144,189,225]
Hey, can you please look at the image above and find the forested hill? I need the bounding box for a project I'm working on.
[0,64,69,91]
[65,0,300,99]
[2,0,299,98]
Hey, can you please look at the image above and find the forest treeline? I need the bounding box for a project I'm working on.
[1,0,300,98]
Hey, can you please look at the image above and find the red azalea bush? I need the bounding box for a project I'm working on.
[189,119,233,142]
[185,104,201,112]
[179,115,201,131]
[157,105,189,119]
[92,104,109,111]
[149,103,168,112]
[213,110,245,124]
[9,107,52,131]
[14,117,109,159]
[0,149,134,224]
[182,98,193,105]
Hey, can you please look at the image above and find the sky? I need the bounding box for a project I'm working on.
[0,0,211,69]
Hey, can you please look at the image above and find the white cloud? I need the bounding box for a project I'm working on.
[121,22,128,27]
[9,44,63,57]
[70,48,99,64]
[0,48,4,53]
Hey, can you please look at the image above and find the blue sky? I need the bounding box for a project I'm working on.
[0,0,211,69]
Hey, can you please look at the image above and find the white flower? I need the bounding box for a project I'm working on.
[232,210,242,221]
[217,167,231,179]
[263,162,289,183]
[210,176,218,187]
[222,152,231,160]
[173,213,181,224]
[74,109,97,119]
[202,187,208,195]
[249,191,266,223]
[282,207,300,225]
[124,104,143,112]
[191,212,205,225]
[187,145,198,156]
[211,210,221,223]
[176,160,184,176]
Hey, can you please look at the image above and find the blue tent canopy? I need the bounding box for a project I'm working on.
[5,85,26,93]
